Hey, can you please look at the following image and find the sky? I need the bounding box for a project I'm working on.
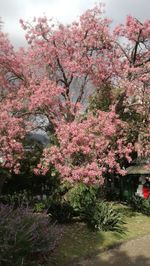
[0,0,150,48]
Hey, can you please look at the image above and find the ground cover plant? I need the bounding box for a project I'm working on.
[128,195,150,216]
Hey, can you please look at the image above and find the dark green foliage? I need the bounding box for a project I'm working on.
[0,204,61,265]
[66,184,125,233]
[0,168,11,195]
[0,191,47,211]
[83,201,125,233]
[1,166,61,211]
[67,183,98,215]
[1,134,60,199]
[129,196,150,216]
[0,190,29,207]
[71,151,91,166]
[44,183,99,224]
[88,84,113,112]
[48,201,74,223]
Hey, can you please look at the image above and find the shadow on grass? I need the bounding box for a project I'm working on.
[69,250,150,266]
[50,232,150,266]
[49,206,150,265]
[115,205,137,218]
[49,223,126,266]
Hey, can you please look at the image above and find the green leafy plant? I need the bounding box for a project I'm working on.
[129,195,150,216]
[83,201,125,233]
[67,183,98,215]
[33,202,46,212]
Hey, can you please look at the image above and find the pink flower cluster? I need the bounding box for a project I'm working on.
[0,4,149,182]
[36,111,132,183]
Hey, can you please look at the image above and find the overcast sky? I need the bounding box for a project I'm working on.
[0,0,150,48]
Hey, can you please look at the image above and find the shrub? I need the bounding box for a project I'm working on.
[129,196,150,216]
[83,201,125,233]
[33,202,46,213]
[48,201,74,223]
[0,190,29,207]
[0,204,62,265]
[67,183,98,215]
[46,183,125,233]
[0,191,53,213]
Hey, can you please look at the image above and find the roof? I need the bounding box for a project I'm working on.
[126,165,150,175]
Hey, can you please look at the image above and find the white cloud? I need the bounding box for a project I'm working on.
[1,0,97,47]
[1,0,150,48]
[105,0,150,24]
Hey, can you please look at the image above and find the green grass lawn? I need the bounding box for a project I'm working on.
[50,204,150,265]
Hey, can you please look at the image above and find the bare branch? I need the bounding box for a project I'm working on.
[115,42,132,63]
[131,29,142,65]
[135,57,150,67]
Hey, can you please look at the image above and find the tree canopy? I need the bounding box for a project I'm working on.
[0,5,150,184]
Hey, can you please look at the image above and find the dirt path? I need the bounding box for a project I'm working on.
[74,235,150,266]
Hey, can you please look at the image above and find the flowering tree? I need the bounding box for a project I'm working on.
[35,110,133,184]
[0,5,149,185]
[114,16,150,159]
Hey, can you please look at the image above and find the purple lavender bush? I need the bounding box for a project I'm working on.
[0,204,63,265]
